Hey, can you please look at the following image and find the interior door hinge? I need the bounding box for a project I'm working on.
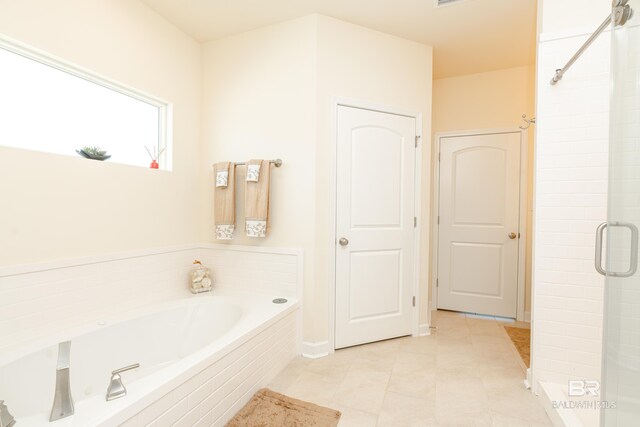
[438,153,441,161]
[436,278,439,288]
[437,216,440,225]
[415,135,420,148]
[412,296,416,307]
[414,217,417,227]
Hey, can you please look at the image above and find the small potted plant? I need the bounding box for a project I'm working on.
[76,146,111,161]
[145,146,165,169]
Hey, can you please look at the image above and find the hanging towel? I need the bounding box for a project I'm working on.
[245,159,270,238]
[214,162,236,240]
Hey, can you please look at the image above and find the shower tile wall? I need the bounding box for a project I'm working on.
[533,30,610,389]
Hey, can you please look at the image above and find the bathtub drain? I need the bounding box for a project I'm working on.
[272,298,288,304]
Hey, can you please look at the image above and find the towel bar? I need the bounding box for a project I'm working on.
[232,159,282,168]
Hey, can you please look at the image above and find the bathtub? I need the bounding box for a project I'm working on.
[0,291,300,426]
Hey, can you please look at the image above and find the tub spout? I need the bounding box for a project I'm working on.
[49,341,74,422]
[0,400,16,427]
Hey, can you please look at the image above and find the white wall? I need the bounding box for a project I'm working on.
[533,3,611,423]
[0,0,202,266]
[201,15,433,343]
[432,66,536,314]
[539,0,610,35]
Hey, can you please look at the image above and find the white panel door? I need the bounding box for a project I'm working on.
[335,105,416,349]
[437,132,521,318]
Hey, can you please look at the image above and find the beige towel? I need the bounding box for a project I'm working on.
[214,162,235,239]
[245,159,270,237]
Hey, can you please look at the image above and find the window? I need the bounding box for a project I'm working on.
[0,37,170,169]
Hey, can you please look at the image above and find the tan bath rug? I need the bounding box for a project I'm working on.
[503,325,531,368]
[227,388,341,427]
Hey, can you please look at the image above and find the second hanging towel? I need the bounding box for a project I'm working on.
[245,159,270,237]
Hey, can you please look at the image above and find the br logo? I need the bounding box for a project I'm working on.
[568,380,600,397]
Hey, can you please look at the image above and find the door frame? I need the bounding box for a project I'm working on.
[431,128,529,321]
[328,97,423,353]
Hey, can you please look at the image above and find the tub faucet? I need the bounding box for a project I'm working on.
[106,363,140,401]
[0,400,16,427]
[49,341,74,422]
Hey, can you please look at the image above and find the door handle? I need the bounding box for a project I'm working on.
[339,237,349,246]
[595,221,639,277]
[508,232,517,240]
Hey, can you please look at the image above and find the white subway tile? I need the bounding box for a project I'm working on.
[533,32,609,386]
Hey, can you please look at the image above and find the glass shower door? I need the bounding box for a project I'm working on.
[602,0,640,424]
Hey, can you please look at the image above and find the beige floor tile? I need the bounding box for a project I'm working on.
[491,412,553,427]
[268,356,310,392]
[377,391,437,427]
[285,370,342,407]
[387,367,436,399]
[334,381,388,414]
[396,351,437,371]
[333,404,379,427]
[306,351,355,377]
[435,374,492,424]
[343,358,393,388]
[488,387,551,424]
[467,322,504,337]
[398,335,438,355]
[268,310,550,427]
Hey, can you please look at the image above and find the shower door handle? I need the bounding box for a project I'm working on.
[595,221,639,277]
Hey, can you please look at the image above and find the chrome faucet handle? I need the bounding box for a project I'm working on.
[0,400,16,427]
[106,363,140,401]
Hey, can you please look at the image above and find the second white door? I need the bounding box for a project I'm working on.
[335,105,416,349]
[437,131,521,318]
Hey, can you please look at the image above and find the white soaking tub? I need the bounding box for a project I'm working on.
[0,291,300,426]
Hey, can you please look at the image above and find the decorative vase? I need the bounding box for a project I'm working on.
[150,160,159,169]
[190,260,212,294]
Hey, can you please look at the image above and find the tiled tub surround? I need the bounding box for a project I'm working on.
[0,244,302,353]
[1,294,299,426]
[0,244,302,426]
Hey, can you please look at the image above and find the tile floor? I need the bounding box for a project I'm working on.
[268,310,551,426]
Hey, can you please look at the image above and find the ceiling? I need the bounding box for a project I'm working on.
[140,0,537,79]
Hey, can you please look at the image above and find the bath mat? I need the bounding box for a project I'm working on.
[503,325,530,368]
[226,388,341,427]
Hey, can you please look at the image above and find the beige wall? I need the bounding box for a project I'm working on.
[0,0,202,265]
[0,4,433,344]
[314,15,433,337]
[432,66,536,313]
[201,15,433,342]
[201,16,319,340]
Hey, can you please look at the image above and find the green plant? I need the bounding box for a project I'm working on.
[81,146,107,156]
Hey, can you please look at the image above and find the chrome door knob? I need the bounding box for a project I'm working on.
[508,232,517,240]
[339,237,349,246]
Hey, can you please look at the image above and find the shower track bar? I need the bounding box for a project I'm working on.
[233,159,282,168]
[550,0,634,85]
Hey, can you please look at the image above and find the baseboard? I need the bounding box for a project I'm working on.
[524,368,532,390]
[525,311,531,323]
[418,323,431,336]
[301,341,330,359]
